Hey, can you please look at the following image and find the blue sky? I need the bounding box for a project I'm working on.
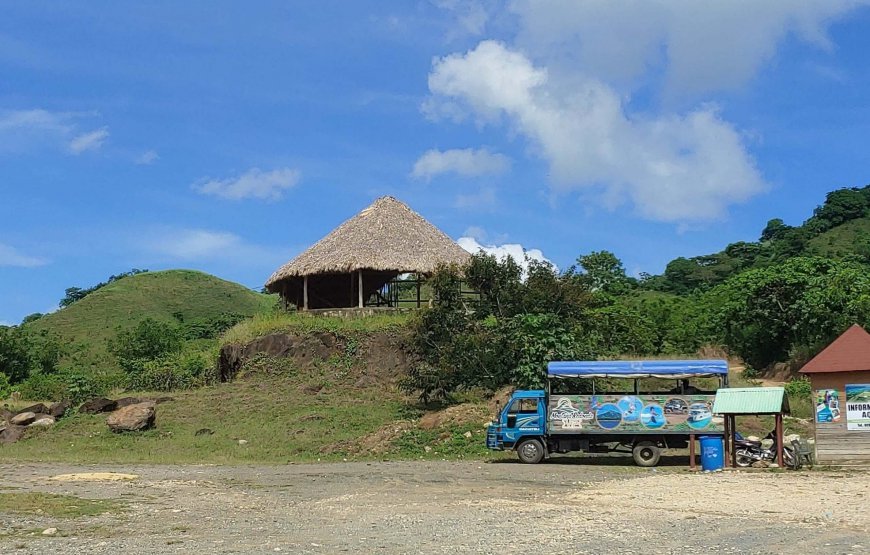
[2,1,870,324]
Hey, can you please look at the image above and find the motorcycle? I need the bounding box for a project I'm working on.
[734,430,797,468]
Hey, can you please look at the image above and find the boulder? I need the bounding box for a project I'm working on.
[49,400,72,418]
[751,460,770,469]
[10,411,36,426]
[79,397,118,414]
[114,397,142,409]
[18,403,48,415]
[107,402,155,432]
[30,415,56,427]
[0,425,26,444]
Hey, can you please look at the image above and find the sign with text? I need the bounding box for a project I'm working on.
[845,384,870,431]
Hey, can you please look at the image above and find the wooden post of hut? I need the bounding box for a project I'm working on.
[799,324,870,467]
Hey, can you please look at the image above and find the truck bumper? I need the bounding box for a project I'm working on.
[486,426,503,450]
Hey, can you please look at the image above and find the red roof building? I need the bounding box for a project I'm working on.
[799,324,870,466]
[799,324,870,374]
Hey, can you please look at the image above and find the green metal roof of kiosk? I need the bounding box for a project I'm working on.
[547,359,728,379]
[713,387,789,415]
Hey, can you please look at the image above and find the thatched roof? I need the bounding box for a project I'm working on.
[266,196,471,287]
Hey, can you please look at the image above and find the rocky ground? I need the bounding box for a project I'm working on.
[0,458,867,554]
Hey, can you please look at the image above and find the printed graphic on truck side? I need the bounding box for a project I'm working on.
[548,395,721,433]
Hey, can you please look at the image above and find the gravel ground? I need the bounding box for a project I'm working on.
[0,459,867,554]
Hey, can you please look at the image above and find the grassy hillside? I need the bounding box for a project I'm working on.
[0,360,492,464]
[29,270,276,373]
[806,217,870,259]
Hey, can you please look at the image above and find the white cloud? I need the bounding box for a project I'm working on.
[0,243,47,268]
[463,225,508,245]
[147,229,240,260]
[509,0,866,94]
[427,41,766,222]
[135,150,159,165]
[141,228,291,270]
[0,109,71,134]
[68,127,109,154]
[423,3,867,223]
[411,147,510,180]
[457,235,554,277]
[432,0,493,36]
[195,167,301,201]
[0,109,111,156]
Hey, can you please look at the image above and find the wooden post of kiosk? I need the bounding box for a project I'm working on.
[730,415,737,468]
[723,415,731,468]
[689,433,696,470]
[775,413,784,467]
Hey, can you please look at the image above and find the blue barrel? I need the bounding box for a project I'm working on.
[699,435,724,471]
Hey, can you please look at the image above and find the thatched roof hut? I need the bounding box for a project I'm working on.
[266,196,471,310]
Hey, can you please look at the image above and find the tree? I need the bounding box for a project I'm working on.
[760,218,790,242]
[108,318,184,375]
[576,250,632,295]
[20,313,44,325]
[807,188,869,233]
[706,257,870,369]
[0,326,34,384]
[464,253,524,318]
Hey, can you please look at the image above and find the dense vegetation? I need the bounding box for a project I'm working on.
[403,185,870,402]
[3,185,869,409]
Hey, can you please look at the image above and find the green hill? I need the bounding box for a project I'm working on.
[806,217,870,259]
[644,185,870,294]
[29,270,276,373]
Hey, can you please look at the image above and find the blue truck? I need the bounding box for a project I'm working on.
[486,360,728,466]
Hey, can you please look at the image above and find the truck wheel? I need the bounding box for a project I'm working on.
[516,439,545,464]
[632,441,661,467]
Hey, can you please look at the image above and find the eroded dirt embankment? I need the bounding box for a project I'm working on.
[218,330,413,383]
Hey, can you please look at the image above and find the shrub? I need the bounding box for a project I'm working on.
[0,326,34,384]
[63,370,108,404]
[128,350,215,392]
[108,318,184,375]
[15,372,67,401]
[784,376,812,400]
[0,372,10,399]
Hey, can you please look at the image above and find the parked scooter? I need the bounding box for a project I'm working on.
[734,431,796,468]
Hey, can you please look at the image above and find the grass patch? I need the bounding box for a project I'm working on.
[0,493,122,518]
[392,424,492,459]
[220,310,413,346]
[0,366,413,464]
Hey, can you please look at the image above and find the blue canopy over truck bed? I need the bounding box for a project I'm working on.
[486,359,728,466]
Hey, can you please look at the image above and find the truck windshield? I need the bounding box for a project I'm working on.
[507,399,538,414]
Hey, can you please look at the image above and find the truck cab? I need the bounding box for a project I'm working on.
[486,390,547,463]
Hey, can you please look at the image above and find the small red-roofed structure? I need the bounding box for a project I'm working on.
[799,324,870,466]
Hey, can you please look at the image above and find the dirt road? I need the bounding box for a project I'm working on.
[1,459,867,554]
